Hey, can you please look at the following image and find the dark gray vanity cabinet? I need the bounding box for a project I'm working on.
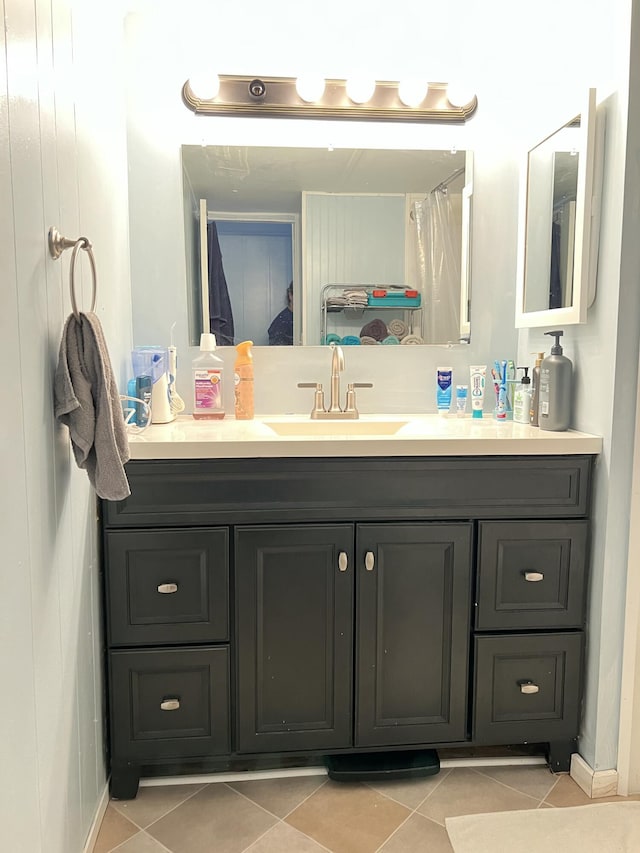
[101,454,593,798]
[235,523,472,755]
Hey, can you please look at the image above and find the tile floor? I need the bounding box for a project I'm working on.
[94,765,640,853]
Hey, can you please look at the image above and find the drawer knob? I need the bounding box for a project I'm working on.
[157,583,178,594]
[519,681,540,695]
[160,698,181,711]
[524,571,544,582]
[338,552,348,572]
[365,551,375,572]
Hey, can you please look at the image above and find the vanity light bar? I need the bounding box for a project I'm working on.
[182,76,478,123]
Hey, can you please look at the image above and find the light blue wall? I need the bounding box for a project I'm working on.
[2,1,132,850]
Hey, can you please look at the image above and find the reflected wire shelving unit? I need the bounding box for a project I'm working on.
[320,284,423,344]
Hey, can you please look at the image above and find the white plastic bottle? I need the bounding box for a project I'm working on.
[192,333,225,420]
[513,367,532,424]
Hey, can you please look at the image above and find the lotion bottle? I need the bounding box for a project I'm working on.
[234,340,254,420]
[192,333,225,419]
[529,352,544,427]
[513,367,532,424]
[539,331,572,431]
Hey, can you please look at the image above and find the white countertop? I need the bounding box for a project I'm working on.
[126,414,603,460]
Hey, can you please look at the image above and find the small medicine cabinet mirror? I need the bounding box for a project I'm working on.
[515,88,604,328]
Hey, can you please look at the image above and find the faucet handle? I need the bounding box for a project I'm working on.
[297,382,326,416]
[344,382,373,415]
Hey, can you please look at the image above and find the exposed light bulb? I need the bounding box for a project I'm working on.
[188,73,220,101]
[447,84,475,108]
[398,79,429,108]
[296,75,326,103]
[345,76,376,104]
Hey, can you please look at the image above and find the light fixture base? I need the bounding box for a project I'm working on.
[182,76,477,123]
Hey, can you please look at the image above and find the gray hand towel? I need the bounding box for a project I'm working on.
[54,311,130,500]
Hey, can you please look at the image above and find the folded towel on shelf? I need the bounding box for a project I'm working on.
[324,333,342,345]
[343,289,369,306]
[341,335,361,345]
[360,318,388,341]
[54,311,131,501]
[387,318,408,339]
[382,335,400,345]
[400,334,425,345]
[360,336,379,345]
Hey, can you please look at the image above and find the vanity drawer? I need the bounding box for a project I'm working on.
[105,529,229,646]
[473,632,583,744]
[476,521,588,630]
[109,647,230,761]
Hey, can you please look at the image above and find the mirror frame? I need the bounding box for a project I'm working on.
[515,88,603,328]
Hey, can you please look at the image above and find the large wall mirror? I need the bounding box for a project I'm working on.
[182,145,473,347]
[515,88,604,328]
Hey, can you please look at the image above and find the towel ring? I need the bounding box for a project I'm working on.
[48,226,97,319]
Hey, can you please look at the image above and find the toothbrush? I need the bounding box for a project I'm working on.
[490,368,500,406]
[168,324,185,414]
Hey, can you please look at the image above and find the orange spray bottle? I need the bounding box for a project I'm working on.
[234,340,254,420]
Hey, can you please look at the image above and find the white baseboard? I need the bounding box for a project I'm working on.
[83,782,110,853]
[140,755,546,788]
[571,753,619,798]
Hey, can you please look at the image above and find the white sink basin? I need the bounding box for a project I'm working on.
[264,419,409,437]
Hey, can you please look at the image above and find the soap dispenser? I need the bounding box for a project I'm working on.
[513,367,532,424]
[539,331,573,431]
[529,352,544,427]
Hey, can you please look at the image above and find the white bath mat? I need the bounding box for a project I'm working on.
[445,801,640,853]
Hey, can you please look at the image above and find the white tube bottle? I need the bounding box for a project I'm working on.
[192,333,225,419]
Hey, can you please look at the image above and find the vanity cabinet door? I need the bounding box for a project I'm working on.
[235,524,354,753]
[355,523,473,747]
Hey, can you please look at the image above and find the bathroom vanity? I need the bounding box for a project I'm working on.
[101,416,601,798]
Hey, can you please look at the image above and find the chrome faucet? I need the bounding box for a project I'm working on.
[297,344,373,419]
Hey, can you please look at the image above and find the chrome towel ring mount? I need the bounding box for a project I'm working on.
[48,225,97,318]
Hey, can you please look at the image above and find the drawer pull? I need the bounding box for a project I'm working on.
[365,551,375,572]
[524,572,544,583]
[338,552,348,572]
[519,681,540,695]
[160,698,181,711]
[157,583,178,594]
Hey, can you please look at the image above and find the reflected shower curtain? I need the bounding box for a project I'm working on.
[413,191,462,344]
[207,222,235,345]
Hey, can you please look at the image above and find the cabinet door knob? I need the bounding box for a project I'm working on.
[338,551,348,572]
[519,681,540,695]
[157,583,178,594]
[365,551,375,572]
[524,571,544,582]
[160,698,181,711]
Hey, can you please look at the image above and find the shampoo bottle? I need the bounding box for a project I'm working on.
[513,367,532,424]
[539,331,572,431]
[529,351,544,427]
[192,333,225,420]
[234,340,254,420]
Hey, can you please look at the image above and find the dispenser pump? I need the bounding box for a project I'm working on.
[517,366,531,386]
[545,330,564,355]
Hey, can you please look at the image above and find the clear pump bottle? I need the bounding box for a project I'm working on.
[513,367,532,424]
